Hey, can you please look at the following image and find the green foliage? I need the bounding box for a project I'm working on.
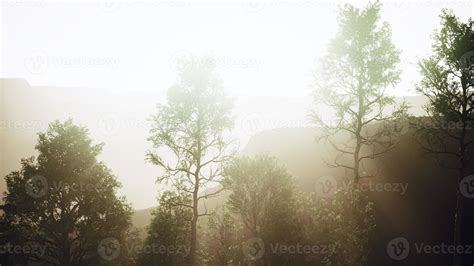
[432,10,473,68]
[147,56,236,264]
[417,10,474,266]
[222,156,376,265]
[417,9,474,136]
[223,155,295,236]
[294,183,375,266]
[204,208,242,265]
[223,155,300,264]
[312,2,407,181]
[309,5,393,264]
[0,119,132,265]
[328,2,400,90]
[147,57,234,186]
[139,191,192,265]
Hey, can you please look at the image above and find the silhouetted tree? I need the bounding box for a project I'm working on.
[416,10,474,266]
[311,2,407,183]
[0,120,132,265]
[147,56,235,264]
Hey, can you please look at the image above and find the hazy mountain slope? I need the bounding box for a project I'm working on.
[5,78,469,264]
[133,124,471,264]
[3,79,442,264]
[232,126,472,265]
[0,79,166,208]
[0,79,314,208]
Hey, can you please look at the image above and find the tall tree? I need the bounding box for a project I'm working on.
[147,56,235,264]
[0,120,132,265]
[311,2,407,183]
[416,10,474,266]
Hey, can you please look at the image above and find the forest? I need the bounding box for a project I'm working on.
[1,1,474,266]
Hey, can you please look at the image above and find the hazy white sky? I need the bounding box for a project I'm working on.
[2,0,472,98]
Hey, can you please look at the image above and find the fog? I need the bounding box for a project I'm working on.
[2,0,470,209]
[2,2,474,265]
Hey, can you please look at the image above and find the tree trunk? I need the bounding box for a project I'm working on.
[453,138,467,266]
[189,187,198,265]
[60,232,71,266]
[453,73,469,266]
[189,216,197,265]
[453,185,464,266]
[353,85,363,187]
[353,137,361,185]
[189,159,202,265]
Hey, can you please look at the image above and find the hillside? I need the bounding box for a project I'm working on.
[132,123,473,264]
[0,78,316,208]
[3,78,472,264]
